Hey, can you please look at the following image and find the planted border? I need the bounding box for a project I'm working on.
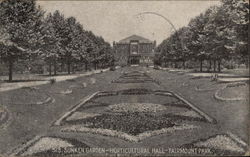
[62,124,198,143]
[12,136,89,156]
[112,71,160,84]
[10,87,55,105]
[214,82,248,101]
[181,133,247,155]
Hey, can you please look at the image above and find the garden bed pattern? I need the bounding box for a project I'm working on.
[214,82,249,101]
[57,89,212,142]
[182,134,247,155]
[8,87,54,105]
[112,71,159,84]
[16,136,89,156]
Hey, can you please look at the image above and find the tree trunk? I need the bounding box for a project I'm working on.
[53,59,57,76]
[213,60,216,72]
[67,62,71,74]
[200,60,203,72]
[94,62,97,70]
[246,58,249,69]
[67,55,71,74]
[218,60,221,72]
[72,63,75,74]
[208,60,212,72]
[183,61,186,69]
[85,62,88,71]
[174,62,177,68]
[61,63,64,72]
[49,62,52,76]
[8,59,13,82]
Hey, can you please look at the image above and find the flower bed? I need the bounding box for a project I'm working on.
[62,124,198,142]
[66,112,101,121]
[119,88,153,95]
[108,103,167,113]
[112,71,158,84]
[57,89,211,142]
[64,105,205,138]
[19,136,89,156]
[214,82,248,101]
[174,110,203,119]
[65,112,175,135]
[183,134,246,155]
[9,87,53,105]
[57,89,73,95]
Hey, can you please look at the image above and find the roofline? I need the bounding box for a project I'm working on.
[117,34,154,44]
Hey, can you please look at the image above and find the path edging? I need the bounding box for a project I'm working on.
[53,91,100,126]
[214,82,247,101]
[172,92,216,124]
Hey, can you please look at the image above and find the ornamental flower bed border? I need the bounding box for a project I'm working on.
[54,89,216,127]
[111,71,160,84]
[62,124,199,143]
[13,136,89,156]
[10,87,55,105]
[181,134,247,156]
[51,88,217,143]
[214,82,248,101]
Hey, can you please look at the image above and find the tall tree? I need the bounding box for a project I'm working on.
[0,0,44,81]
[40,12,61,75]
[223,0,249,67]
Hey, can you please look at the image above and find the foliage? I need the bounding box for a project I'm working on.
[0,0,45,80]
[0,0,114,80]
[156,0,249,71]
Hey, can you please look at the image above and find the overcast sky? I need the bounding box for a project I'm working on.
[38,0,221,45]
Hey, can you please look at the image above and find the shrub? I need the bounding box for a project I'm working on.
[110,66,116,71]
[49,78,56,84]
[153,65,160,70]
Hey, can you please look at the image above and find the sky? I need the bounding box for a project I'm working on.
[38,0,221,45]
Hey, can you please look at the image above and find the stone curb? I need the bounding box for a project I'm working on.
[172,92,216,124]
[227,132,248,148]
[8,135,42,156]
[53,91,100,126]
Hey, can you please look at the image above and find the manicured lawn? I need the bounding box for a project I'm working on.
[0,69,120,154]
[0,66,248,156]
[150,68,249,142]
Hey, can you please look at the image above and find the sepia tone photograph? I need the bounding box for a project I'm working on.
[0,0,249,156]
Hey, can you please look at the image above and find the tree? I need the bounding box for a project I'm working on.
[0,0,44,81]
[222,0,249,67]
[60,16,83,74]
[188,13,212,72]
[40,12,62,75]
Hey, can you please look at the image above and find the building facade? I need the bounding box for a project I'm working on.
[113,35,156,66]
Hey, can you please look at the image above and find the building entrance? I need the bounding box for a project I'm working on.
[129,56,140,65]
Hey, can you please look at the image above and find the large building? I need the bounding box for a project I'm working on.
[113,35,156,66]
